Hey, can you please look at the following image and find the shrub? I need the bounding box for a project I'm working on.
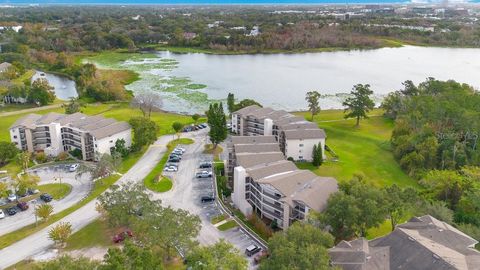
[35,152,48,163]
[56,151,69,161]
[69,148,82,159]
[248,214,273,238]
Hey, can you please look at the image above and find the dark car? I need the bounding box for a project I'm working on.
[201,195,215,203]
[168,157,180,163]
[169,154,182,160]
[199,163,212,169]
[17,201,29,211]
[113,230,133,243]
[6,207,17,216]
[40,193,53,202]
[245,245,261,257]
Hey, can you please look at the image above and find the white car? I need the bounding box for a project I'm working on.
[0,209,4,219]
[164,166,178,172]
[69,163,79,172]
[7,194,16,202]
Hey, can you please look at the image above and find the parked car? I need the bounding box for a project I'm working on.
[0,209,5,219]
[199,162,212,169]
[7,193,16,202]
[17,201,29,211]
[27,188,40,195]
[6,207,17,216]
[245,245,261,257]
[170,153,182,159]
[200,123,208,128]
[113,230,133,243]
[172,150,183,156]
[69,163,79,172]
[196,171,212,178]
[168,158,180,163]
[200,195,215,203]
[164,166,178,172]
[40,193,53,202]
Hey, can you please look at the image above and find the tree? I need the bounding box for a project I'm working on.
[0,141,18,166]
[312,143,323,167]
[192,113,200,124]
[417,200,454,224]
[227,92,235,114]
[17,151,31,173]
[234,99,262,111]
[305,91,321,121]
[111,139,129,158]
[63,97,84,114]
[130,91,162,118]
[0,182,8,198]
[35,203,54,222]
[342,84,375,126]
[259,222,334,270]
[77,153,121,179]
[128,117,158,150]
[383,185,417,231]
[321,177,387,240]
[172,121,184,139]
[48,222,72,247]
[420,170,471,208]
[13,173,40,195]
[28,78,55,106]
[101,240,164,270]
[206,102,227,149]
[34,255,100,270]
[186,239,247,270]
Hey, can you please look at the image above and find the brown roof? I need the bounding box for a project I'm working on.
[233,105,261,116]
[236,152,285,169]
[234,143,280,154]
[247,160,298,180]
[231,136,276,144]
[284,129,326,140]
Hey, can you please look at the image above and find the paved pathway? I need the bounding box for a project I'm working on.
[0,104,63,117]
[0,135,171,269]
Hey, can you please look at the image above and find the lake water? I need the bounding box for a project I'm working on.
[31,71,78,100]
[147,46,480,113]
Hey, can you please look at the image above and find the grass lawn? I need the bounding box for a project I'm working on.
[211,214,226,225]
[144,138,194,193]
[294,109,417,188]
[38,183,72,200]
[217,220,238,231]
[0,174,120,249]
[65,218,112,250]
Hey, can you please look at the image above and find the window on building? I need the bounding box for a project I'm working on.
[14,142,18,145]
[299,156,303,159]
[109,140,113,143]
[299,144,303,147]
[13,135,17,139]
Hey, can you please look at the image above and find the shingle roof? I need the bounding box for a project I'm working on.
[284,129,326,140]
[235,152,285,169]
[247,160,298,180]
[231,136,276,144]
[234,143,280,154]
[9,112,131,139]
[233,105,261,116]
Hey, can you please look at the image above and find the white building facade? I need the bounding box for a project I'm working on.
[10,112,132,161]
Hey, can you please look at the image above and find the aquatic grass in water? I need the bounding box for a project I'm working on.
[83,52,217,113]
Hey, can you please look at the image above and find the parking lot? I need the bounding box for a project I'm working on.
[152,130,262,268]
[0,163,92,236]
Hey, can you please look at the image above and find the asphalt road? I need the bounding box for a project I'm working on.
[0,167,91,236]
[0,135,172,269]
[153,130,261,269]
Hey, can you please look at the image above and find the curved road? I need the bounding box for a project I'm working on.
[0,134,175,269]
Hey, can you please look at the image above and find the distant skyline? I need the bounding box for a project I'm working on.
[0,0,477,5]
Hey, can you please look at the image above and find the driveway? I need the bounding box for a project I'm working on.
[0,135,172,269]
[0,165,91,237]
[152,130,262,269]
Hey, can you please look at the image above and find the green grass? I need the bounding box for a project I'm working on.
[0,174,120,249]
[217,220,238,231]
[211,214,226,225]
[144,138,194,193]
[294,109,417,188]
[38,183,72,200]
[203,144,223,159]
[65,219,112,250]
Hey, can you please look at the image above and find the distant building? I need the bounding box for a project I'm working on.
[10,112,131,161]
[229,136,338,230]
[329,215,480,270]
[231,105,326,161]
[183,32,197,40]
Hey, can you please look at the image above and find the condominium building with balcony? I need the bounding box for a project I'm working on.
[231,105,326,161]
[230,136,338,230]
[9,112,132,161]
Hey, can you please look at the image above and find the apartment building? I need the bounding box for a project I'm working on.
[231,105,326,161]
[230,136,338,230]
[329,215,480,270]
[10,112,132,161]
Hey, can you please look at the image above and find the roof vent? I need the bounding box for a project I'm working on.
[408,236,416,242]
[433,254,440,260]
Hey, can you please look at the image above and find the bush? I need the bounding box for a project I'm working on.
[248,214,273,238]
[35,152,48,163]
[56,151,69,161]
[69,149,82,159]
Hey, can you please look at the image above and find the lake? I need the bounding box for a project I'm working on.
[87,46,480,114]
[32,71,78,101]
